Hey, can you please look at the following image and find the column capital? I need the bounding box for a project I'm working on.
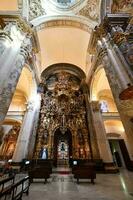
[20,36,32,59]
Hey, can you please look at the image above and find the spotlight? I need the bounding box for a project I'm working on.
[8,159,12,163]
[25,161,30,165]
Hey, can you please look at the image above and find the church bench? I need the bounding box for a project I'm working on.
[0,176,30,200]
[0,175,15,193]
[28,167,51,183]
[73,163,96,184]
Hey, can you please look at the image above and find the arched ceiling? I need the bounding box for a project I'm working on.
[0,0,99,79]
[15,67,34,100]
[90,68,111,100]
[37,27,91,74]
[104,120,125,133]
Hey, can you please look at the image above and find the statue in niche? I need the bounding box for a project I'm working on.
[39,146,48,159]
[61,142,65,151]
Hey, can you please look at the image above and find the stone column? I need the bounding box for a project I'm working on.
[98,42,133,161]
[27,95,41,159]
[90,101,113,163]
[83,92,100,160]
[99,38,132,92]
[0,31,12,67]
[13,99,39,162]
[0,24,25,87]
[0,24,32,125]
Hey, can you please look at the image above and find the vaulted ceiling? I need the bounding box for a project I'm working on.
[37,27,91,74]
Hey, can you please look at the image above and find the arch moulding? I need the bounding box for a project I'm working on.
[31,16,94,33]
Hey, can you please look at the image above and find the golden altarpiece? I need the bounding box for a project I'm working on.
[34,70,92,163]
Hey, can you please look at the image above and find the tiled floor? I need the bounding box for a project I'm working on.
[23,169,133,200]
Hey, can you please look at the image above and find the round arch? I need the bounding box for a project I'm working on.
[90,65,107,101]
[3,118,22,125]
[41,63,86,80]
[104,119,125,136]
[31,16,96,32]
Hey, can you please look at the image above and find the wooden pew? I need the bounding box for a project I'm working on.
[0,175,15,193]
[0,176,30,200]
[28,167,51,183]
[22,176,30,195]
[73,163,96,184]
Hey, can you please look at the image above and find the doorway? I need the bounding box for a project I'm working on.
[53,128,72,167]
[109,139,131,169]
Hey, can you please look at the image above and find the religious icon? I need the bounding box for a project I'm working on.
[61,143,65,151]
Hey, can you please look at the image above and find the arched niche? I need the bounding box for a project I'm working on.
[53,127,72,167]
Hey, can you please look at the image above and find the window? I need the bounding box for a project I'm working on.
[100,101,109,112]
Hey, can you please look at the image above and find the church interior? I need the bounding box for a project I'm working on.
[0,0,133,199]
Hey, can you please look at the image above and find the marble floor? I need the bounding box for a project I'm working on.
[23,169,133,200]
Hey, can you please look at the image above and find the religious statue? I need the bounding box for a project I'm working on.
[39,146,48,159]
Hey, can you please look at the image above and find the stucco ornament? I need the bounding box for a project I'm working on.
[79,0,99,21]
[29,0,46,20]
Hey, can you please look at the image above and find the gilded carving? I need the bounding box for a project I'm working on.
[0,125,20,159]
[111,25,133,66]
[112,0,133,14]
[34,71,91,159]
